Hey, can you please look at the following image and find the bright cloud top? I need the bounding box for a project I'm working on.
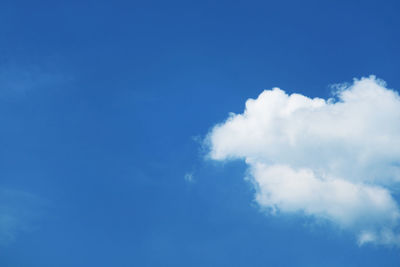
[206,76,400,245]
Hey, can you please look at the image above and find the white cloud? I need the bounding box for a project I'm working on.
[206,76,400,245]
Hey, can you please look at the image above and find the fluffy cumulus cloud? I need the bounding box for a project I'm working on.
[206,76,400,246]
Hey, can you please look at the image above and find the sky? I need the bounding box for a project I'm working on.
[1,0,400,266]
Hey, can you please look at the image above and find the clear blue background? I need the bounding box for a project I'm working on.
[1,0,400,266]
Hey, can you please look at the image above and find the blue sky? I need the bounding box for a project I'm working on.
[1,0,400,266]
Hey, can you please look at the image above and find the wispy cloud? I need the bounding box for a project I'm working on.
[206,76,400,246]
[0,188,44,245]
[184,172,195,183]
[0,64,67,98]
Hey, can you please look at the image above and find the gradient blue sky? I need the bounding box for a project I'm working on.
[1,0,400,266]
